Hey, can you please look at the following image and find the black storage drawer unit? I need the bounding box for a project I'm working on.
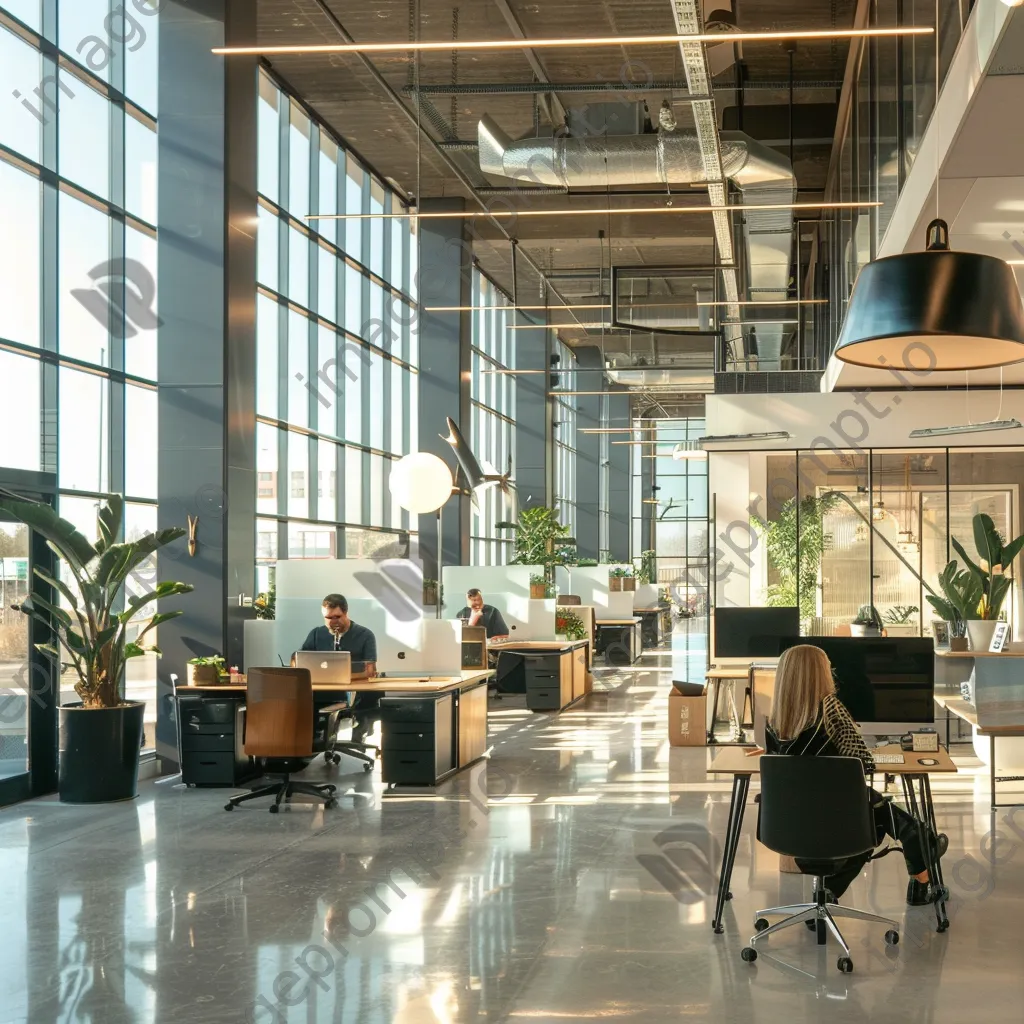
[379,693,455,785]
[178,697,254,787]
[525,654,563,710]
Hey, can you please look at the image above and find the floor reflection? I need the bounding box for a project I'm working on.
[0,623,1021,1023]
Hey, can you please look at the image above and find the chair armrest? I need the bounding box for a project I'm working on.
[318,702,350,715]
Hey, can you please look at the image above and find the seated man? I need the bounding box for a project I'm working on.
[455,588,509,639]
[301,594,379,742]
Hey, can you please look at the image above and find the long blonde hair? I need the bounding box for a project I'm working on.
[769,644,836,739]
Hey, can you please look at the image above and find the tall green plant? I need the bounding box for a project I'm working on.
[751,492,841,620]
[925,560,982,628]
[496,506,576,573]
[636,549,657,585]
[0,494,193,709]
[951,512,1024,621]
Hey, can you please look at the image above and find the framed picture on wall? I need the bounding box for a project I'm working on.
[930,621,949,650]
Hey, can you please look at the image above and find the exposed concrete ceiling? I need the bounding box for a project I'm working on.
[256,0,855,308]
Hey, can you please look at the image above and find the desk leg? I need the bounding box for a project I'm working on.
[905,773,949,933]
[991,735,996,812]
[712,773,750,934]
[707,679,722,745]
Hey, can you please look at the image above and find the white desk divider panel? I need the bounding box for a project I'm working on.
[503,597,556,639]
[569,566,634,619]
[440,565,541,611]
[633,583,660,609]
[276,558,424,616]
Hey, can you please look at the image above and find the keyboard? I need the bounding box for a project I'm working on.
[872,753,905,765]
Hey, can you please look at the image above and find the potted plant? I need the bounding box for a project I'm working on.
[926,560,981,652]
[422,578,439,606]
[497,505,577,574]
[950,513,1024,651]
[883,604,919,636]
[850,604,884,637]
[187,655,225,686]
[555,608,586,641]
[609,567,635,592]
[529,573,549,600]
[253,581,275,620]
[0,494,191,803]
[636,549,657,585]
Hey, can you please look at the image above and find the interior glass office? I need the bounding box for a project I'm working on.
[721,446,1024,639]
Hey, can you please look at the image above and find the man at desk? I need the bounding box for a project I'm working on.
[301,594,379,741]
[456,588,509,638]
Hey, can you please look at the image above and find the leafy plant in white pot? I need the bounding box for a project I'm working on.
[951,513,1024,652]
[0,493,192,802]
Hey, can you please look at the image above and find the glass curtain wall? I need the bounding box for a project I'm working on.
[814,0,970,359]
[731,445,1024,640]
[0,1,161,750]
[632,418,709,613]
[255,69,418,593]
[469,270,516,564]
[553,340,577,534]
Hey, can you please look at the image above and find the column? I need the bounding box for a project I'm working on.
[156,0,257,764]
[573,346,602,559]
[606,387,631,561]
[417,198,472,574]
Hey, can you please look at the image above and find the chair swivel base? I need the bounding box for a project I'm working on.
[323,740,378,770]
[740,878,899,974]
[225,776,338,813]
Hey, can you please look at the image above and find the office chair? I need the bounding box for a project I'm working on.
[225,667,338,813]
[741,755,899,974]
[315,703,377,770]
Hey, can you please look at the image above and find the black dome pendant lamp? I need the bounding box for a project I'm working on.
[834,218,1024,371]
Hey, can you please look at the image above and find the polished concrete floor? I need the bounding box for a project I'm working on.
[2,631,1023,1023]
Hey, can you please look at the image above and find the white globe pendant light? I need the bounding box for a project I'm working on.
[388,452,453,514]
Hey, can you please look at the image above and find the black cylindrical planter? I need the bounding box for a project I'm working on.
[59,701,145,803]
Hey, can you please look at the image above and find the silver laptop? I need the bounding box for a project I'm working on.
[291,651,352,685]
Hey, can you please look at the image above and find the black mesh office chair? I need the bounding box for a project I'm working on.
[741,755,899,974]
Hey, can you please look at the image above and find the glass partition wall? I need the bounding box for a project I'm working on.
[721,446,1024,639]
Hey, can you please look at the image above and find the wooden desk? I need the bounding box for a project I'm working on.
[180,671,494,786]
[634,604,672,647]
[705,744,956,935]
[488,640,589,710]
[705,665,755,744]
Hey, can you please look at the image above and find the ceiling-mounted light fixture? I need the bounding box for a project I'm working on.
[213,26,932,58]
[908,418,1024,438]
[698,431,791,443]
[835,220,1024,371]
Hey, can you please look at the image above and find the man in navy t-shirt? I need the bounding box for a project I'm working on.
[301,593,379,741]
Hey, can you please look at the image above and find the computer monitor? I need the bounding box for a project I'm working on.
[714,607,800,659]
[776,636,934,734]
[291,651,352,685]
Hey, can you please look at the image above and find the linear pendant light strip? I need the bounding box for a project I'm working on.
[307,200,880,221]
[212,27,932,56]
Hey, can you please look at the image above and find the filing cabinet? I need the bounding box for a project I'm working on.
[379,693,455,785]
[177,698,255,787]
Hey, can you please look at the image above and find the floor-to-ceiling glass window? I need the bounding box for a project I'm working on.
[470,271,516,564]
[553,340,577,533]
[255,69,418,592]
[0,1,161,755]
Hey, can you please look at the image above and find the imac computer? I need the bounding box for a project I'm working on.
[714,607,800,660]
[777,636,934,736]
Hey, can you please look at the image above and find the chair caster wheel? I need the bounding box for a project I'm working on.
[325,799,337,809]
[837,957,854,974]
[754,918,769,933]
[885,930,899,946]
[740,947,757,963]
[363,763,373,772]
[269,805,279,814]
[224,803,234,811]
[726,892,733,901]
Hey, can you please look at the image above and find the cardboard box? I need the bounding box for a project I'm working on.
[669,684,707,746]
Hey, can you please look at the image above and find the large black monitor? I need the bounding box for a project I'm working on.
[714,607,800,658]
[776,636,935,732]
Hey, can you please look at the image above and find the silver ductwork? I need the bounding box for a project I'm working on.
[478,114,796,370]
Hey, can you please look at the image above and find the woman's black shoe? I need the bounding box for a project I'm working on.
[907,879,950,906]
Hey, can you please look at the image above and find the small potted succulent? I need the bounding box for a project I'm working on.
[187,655,225,687]
[529,573,549,600]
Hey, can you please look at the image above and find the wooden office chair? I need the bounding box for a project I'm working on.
[225,667,338,813]
[741,756,899,973]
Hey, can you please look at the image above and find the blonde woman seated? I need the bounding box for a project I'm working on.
[764,644,948,907]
